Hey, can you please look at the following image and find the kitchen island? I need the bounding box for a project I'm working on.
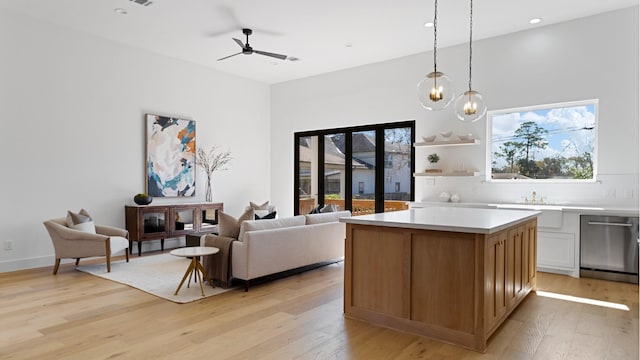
[339,207,539,352]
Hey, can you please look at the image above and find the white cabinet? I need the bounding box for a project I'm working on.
[537,212,580,277]
[538,232,575,271]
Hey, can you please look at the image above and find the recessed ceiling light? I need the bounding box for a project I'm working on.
[287,57,300,62]
[344,42,353,48]
[424,22,434,28]
[114,8,128,15]
[529,18,542,24]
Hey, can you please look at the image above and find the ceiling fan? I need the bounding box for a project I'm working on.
[217,28,288,61]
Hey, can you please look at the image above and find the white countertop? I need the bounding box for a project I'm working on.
[410,201,639,217]
[339,207,540,234]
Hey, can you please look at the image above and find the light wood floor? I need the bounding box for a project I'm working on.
[1,254,638,359]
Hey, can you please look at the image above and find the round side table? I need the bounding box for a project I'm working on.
[170,246,219,296]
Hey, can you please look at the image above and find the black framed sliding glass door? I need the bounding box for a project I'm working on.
[294,121,414,216]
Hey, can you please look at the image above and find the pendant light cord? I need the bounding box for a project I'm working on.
[467,0,473,92]
[433,0,438,73]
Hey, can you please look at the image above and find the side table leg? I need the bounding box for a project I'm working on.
[196,264,205,296]
[174,258,196,295]
[195,260,214,289]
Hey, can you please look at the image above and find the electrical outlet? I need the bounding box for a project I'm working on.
[4,240,13,251]
[604,189,616,198]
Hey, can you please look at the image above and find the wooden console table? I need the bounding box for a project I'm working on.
[125,202,223,256]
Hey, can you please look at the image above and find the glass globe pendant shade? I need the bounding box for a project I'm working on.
[454,90,487,122]
[417,71,455,111]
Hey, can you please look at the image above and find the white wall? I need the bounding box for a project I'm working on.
[271,8,639,216]
[0,9,271,271]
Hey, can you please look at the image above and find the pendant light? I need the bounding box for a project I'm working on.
[417,0,454,111]
[454,0,486,122]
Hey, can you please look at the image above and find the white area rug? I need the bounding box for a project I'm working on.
[76,253,235,303]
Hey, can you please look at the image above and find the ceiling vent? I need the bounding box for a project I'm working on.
[129,0,153,6]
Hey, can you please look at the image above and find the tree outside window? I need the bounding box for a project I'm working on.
[489,100,597,181]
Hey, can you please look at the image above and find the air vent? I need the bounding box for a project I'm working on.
[129,0,153,6]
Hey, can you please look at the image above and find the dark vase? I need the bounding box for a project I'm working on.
[134,194,153,205]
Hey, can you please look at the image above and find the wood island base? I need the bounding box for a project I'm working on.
[343,218,537,352]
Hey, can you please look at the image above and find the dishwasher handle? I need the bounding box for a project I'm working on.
[587,221,633,227]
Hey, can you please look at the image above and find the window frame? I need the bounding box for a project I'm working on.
[485,99,599,183]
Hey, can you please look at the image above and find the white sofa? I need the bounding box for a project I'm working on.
[204,210,351,291]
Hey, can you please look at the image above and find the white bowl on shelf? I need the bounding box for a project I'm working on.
[422,135,436,142]
[457,133,474,141]
[440,130,453,139]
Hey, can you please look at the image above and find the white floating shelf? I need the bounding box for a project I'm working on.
[414,139,480,147]
[414,171,480,177]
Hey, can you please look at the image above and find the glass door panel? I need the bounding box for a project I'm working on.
[174,208,195,232]
[298,136,318,214]
[351,130,376,216]
[142,211,166,234]
[324,133,346,210]
[383,127,411,213]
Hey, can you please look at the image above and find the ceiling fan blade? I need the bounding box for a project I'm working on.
[217,52,243,61]
[233,38,245,48]
[254,50,287,60]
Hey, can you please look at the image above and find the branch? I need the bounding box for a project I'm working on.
[196,145,233,176]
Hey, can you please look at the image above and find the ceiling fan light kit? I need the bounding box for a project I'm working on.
[217,28,288,62]
[418,0,455,111]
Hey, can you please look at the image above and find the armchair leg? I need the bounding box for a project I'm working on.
[53,259,61,275]
[125,249,130,263]
[106,252,111,273]
[75,258,80,266]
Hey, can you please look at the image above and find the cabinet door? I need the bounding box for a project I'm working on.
[171,206,197,236]
[485,231,507,331]
[537,231,575,270]
[524,221,537,290]
[139,207,170,239]
[506,226,525,307]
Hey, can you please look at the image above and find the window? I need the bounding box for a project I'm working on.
[487,99,597,182]
[384,154,393,168]
[294,121,415,215]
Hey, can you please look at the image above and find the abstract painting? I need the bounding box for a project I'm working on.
[146,114,196,197]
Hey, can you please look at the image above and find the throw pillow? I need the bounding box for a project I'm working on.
[66,209,96,234]
[249,201,270,210]
[254,211,277,220]
[218,212,241,239]
[66,208,92,227]
[248,201,276,214]
[218,209,254,239]
[320,204,338,213]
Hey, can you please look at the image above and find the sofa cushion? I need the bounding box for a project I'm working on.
[305,210,351,225]
[238,215,306,242]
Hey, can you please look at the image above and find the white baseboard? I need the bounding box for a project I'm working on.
[0,238,186,273]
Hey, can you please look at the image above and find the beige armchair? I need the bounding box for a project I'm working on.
[43,218,130,274]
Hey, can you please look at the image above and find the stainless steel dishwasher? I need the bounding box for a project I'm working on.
[580,215,639,283]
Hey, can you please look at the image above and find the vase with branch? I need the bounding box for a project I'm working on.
[196,145,232,202]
